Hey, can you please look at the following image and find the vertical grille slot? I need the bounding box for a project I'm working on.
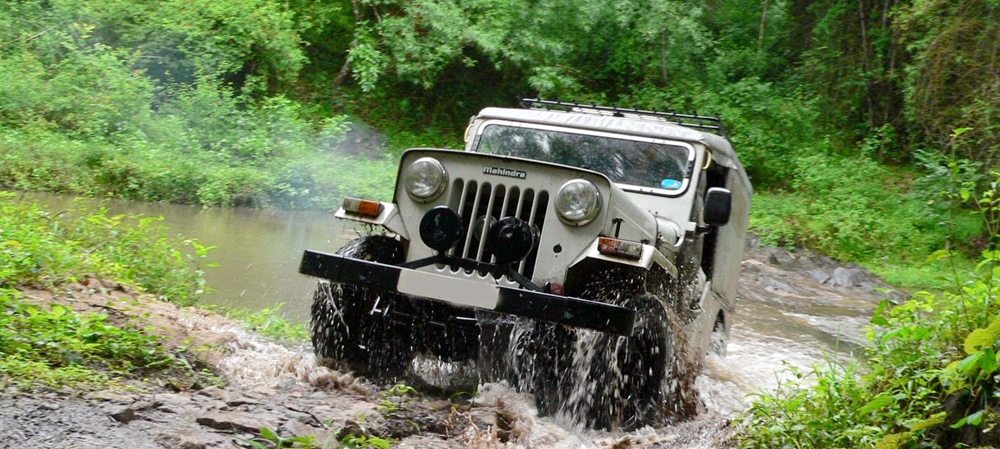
[445,179,548,279]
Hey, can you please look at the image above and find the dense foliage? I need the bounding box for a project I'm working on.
[2,0,1000,443]
[740,179,1000,448]
[1,0,996,266]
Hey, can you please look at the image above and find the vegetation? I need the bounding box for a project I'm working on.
[3,0,1000,445]
[0,193,213,389]
[1,0,995,267]
[221,303,309,343]
[739,178,1000,448]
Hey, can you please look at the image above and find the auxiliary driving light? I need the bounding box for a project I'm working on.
[419,206,463,252]
[487,217,536,264]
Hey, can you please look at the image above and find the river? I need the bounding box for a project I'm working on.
[10,191,893,444]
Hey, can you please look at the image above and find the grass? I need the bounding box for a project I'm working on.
[219,303,309,343]
[0,193,215,389]
[737,178,1000,448]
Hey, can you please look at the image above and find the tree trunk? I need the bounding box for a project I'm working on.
[758,0,771,52]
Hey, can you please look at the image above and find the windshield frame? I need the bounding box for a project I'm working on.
[472,120,696,197]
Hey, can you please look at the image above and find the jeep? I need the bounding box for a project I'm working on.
[300,99,752,429]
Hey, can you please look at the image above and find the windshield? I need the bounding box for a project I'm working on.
[476,124,690,192]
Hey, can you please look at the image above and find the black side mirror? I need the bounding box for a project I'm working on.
[704,187,732,226]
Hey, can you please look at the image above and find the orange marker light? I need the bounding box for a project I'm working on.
[342,197,384,217]
[597,237,643,260]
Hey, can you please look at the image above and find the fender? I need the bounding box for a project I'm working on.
[570,238,678,279]
[334,202,410,241]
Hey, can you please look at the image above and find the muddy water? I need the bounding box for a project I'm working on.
[11,191,357,322]
[12,191,896,444]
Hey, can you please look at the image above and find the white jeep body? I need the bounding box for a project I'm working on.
[301,100,751,427]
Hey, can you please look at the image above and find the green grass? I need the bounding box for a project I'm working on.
[0,193,215,389]
[0,192,207,303]
[220,303,309,343]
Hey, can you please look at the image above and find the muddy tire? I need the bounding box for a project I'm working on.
[584,293,671,430]
[520,293,672,430]
[310,236,411,382]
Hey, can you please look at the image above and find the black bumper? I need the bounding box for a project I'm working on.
[300,250,636,336]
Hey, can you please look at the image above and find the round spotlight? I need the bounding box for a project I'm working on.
[487,217,536,265]
[419,206,463,252]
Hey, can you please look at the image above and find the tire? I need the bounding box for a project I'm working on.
[310,236,412,382]
[527,268,696,430]
[582,293,672,430]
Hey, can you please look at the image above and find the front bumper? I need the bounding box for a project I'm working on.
[300,250,636,336]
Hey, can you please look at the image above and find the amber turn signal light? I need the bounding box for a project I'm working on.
[597,237,642,260]
[342,197,383,217]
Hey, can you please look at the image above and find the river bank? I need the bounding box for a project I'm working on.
[0,237,901,449]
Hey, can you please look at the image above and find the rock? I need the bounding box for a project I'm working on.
[765,248,796,266]
[155,393,194,405]
[808,270,831,284]
[155,433,207,449]
[827,267,869,287]
[84,391,137,404]
[196,411,281,434]
[107,406,136,424]
[281,419,337,446]
[195,386,227,401]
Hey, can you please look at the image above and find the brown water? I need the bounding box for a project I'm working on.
[13,191,890,431]
[10,191,354,322]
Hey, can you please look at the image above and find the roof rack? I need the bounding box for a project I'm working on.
[520,98,727,137]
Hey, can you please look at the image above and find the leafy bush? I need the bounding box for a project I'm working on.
[222,303,308,343]
[0,195,218,389]
[0,289,174,388]
[739,176,1000,448]
[751,152,943,262]
[0,193,207,303]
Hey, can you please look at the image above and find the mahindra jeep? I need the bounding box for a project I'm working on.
[300,99,752,429]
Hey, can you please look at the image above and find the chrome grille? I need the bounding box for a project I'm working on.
[447,179,549,279]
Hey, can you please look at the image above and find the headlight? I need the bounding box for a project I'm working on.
[555,179,601,225]
[403,157,447,201]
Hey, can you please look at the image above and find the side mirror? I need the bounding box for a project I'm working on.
[704,187,732,226]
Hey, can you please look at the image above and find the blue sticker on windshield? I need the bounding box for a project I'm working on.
[661,179,682,190]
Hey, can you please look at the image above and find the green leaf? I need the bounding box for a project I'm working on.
[859,395,895,415]
[909,413,946,431]
[980,348,999,374]
[951,127,974,138]
[958,352,983,374]
[968,409,985,426]
[260,427,279,442]
[925,249,952,263]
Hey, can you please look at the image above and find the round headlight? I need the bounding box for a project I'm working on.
[403,157,447,201]
[555,179,601,225]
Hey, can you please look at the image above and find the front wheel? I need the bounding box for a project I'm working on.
[584,293,672,430]
[310,236,412,382]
